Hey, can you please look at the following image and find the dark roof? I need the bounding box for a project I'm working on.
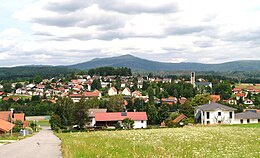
[197,103,236,111]
[195,82,212,86]
[235,111,260,119]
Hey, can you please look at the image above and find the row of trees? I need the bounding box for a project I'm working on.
[88,67,132,76]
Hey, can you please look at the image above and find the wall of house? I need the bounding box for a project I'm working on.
[233,118,260,124]
[134,120,147,128]
[201,110,235,125]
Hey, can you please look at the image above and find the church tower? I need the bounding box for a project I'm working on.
[191,72,195,87]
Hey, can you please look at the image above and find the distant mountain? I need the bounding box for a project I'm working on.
[69,54,260,71]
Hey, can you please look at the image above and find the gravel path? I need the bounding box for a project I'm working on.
[0,126,62,158]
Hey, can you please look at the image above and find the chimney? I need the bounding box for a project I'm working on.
[134,109,136,112]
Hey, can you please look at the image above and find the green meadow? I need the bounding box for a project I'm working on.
[57,125,260,158]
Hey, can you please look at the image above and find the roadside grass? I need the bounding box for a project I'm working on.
[57,126,260,158]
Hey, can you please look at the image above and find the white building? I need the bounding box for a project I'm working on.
[195,103,236,125]
[122,87,131,96]
[94,112,148,129]
[108,87,117,96]
[234,111,260,124]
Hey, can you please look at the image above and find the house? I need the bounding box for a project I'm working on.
[236,93,245,100]
[94,112,147,129]
[232,88,242,94]
[178,97,187,105]
[223,99,237,105]
[69,90,101,102]
[244,99,253,105]
[122,87,131,96]
[0,91,4,99]
[132,91,142,98]
[108,87,117,96]
[161,97,178,105]
[0,119,14,134]
[0,110,27,133]
[234,111,260,124]
[87,109,107,127]
[172,114,187,125]
[210,95,221,103]
[194,103,236,125]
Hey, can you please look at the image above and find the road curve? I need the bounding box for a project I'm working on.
[0,126,62,158]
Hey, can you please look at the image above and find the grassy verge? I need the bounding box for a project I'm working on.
[57,126,260,158]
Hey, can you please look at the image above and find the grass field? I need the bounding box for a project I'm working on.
[57,125,260,158]
[29,120,50,126]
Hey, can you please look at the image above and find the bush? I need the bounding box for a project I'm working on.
[122,118,134,130]
[13,120,24,133]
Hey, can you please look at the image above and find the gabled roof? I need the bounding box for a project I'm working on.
[0,119,14,132]
[95,112,147,121]
[0,111,11,121]
[235,111,260,119]
[196,103,236,111]
[88,109,107,117]
[236,93,245,97]
[173,114,187,123]
[13,113,25,122]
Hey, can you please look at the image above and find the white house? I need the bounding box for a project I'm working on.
[244,99,253,105]
[94,112,147,129]
[87,109,107,127]
[234,111,260,124]
[195,103,236,125]
[122,87,131,96]
[108,87,117,96]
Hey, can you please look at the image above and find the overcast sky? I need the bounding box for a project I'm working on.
[1,0,260,66]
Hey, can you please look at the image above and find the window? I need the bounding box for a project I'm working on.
[258,119,260,123]
[240,119,243,124]
[218,112,221,116]
[207,121,210,124]
[229,112,233,118]
[247,119,250,123]
[206,112,210,119]
[218,121,221,124]
[141,120,144,123]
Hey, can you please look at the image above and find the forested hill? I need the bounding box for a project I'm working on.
[69,54,260,71]
[0,66,76,81]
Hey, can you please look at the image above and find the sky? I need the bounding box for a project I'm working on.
[1,0,260,66]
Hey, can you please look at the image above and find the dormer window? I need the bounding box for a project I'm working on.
[218,112,221,116]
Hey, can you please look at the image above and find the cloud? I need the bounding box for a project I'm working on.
[1,28,22,37]
[1,0,260,67]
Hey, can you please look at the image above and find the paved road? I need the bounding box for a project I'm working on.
[0,126,62,158]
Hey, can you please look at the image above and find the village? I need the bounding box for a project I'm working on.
[0,69,260,134]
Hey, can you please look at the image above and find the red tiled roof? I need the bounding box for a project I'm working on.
[95,112,147,121]
[13,113,25,122]
[0,119,14,132]
[0,111,11,121]
[173,114,187,123]
[3,97,10,101]
[210,95,221,103]
[236,93,245,97]
[232,88,242,91]
[0,92,4,95]
[179,97,187,105]
[247,86,254,90]
[83,91,100,97]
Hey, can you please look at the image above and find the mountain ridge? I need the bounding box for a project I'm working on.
[69,54,260,71]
